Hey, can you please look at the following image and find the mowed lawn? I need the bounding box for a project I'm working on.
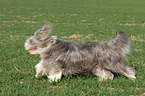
[0,0,145,95]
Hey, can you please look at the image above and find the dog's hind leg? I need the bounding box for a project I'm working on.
[106,62,136,79]
[126,66,136,79]
[92,67,114,81]
[112,62,136,79]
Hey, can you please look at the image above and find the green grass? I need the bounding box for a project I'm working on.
[0,0,145,95]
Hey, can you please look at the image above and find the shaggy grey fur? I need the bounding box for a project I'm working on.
[24,22,136,81]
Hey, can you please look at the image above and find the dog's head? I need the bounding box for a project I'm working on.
[24,22,57,54]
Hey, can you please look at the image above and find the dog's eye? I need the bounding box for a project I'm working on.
[29,40,33,43]
[50,40,54,44]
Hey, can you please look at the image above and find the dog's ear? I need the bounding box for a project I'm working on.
[34,22,53,41]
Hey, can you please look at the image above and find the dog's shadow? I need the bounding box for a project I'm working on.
[35,74,92,81]
[37,73,122,80]
[35,72,131,84]
[37,75,48,80]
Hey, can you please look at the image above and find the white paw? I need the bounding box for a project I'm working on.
[48,70,62,82]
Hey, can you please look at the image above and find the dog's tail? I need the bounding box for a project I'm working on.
[108,30,130,56]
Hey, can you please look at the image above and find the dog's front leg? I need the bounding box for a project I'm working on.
[47,70,62,82]
[35,61,45,78]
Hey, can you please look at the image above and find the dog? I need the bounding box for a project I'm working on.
[24,22,136,82]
